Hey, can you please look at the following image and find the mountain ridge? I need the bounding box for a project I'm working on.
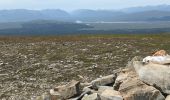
[1,5,170,22]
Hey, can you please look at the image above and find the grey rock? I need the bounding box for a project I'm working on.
[113,68,134,91]
[133,61,170,94]
[69,90,91,100]
[36,93,50,100]
[50,80,80,99]
[91,75,116,90]
[98,86,113,94]
[50,89,62,100]
[100,89,123,100]
[80,82,91,88]
[126,56,143,70]
[117,70,165,100]
[82,93,100,100]
[166,95,170,100]
[83,86,95,93]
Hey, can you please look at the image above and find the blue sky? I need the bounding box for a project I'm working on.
[0,0,170,11]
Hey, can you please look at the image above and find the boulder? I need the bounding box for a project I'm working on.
[117,70,165,100]
[50,89,62,100]
[91,74,116,90]
[68,87,93,100]
[36,56,170,100]
[113,68,136,90]
[50,80,80,99]
[68,90,91,100]
[166,95,170,100]
[82,93,100,100]
[119,78,164,100]
[133,61,170,94]
[126,56,143,69]
[100,89,123,100]
[98,86,113,94]
[83,86,96,94]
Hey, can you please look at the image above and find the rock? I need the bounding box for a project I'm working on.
[77,75,84,79]
[36,56,170,100]
[50,80,80,99]
[117,70,165,100]
[50,89,62,100]
[82,93,100,100]
[133,61,170,94]
[98,86,113,94]
[126,56,143,70]
[69,85,93,100]
[166,95,170,100]
[80,82,91,87]
[100,89,123,100]
[91,74,116,90]
[83,86,95,93]
[29,78,36,81]
[36,93,50,100]
[119,79,165,100]
[69,90,91,100]
[113,68,134,91]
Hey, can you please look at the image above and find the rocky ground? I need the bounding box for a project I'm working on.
[37,56,170,100]
[0,35,170,100]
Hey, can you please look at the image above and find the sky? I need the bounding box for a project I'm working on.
[0,0,170,11]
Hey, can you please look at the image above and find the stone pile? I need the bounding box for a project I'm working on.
[36,56,170,100]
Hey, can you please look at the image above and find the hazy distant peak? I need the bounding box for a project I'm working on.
[121,4,170,13]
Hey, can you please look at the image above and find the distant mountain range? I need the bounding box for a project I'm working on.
[0,5,170,35]
[0,9,72,22]
[1,5,170,22]
[121,4,170,13]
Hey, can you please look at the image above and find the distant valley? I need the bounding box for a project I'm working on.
[0,5,170,35]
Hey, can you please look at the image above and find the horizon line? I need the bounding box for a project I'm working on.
[0,4,168,12]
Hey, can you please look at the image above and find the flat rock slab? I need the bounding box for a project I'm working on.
[100,89,123,100]
[98,86,113,94]
[114,68,165,100]
[119,77,165,100]
[133,61,170,94]
[91,74,116,90]
[50,80,80,99]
